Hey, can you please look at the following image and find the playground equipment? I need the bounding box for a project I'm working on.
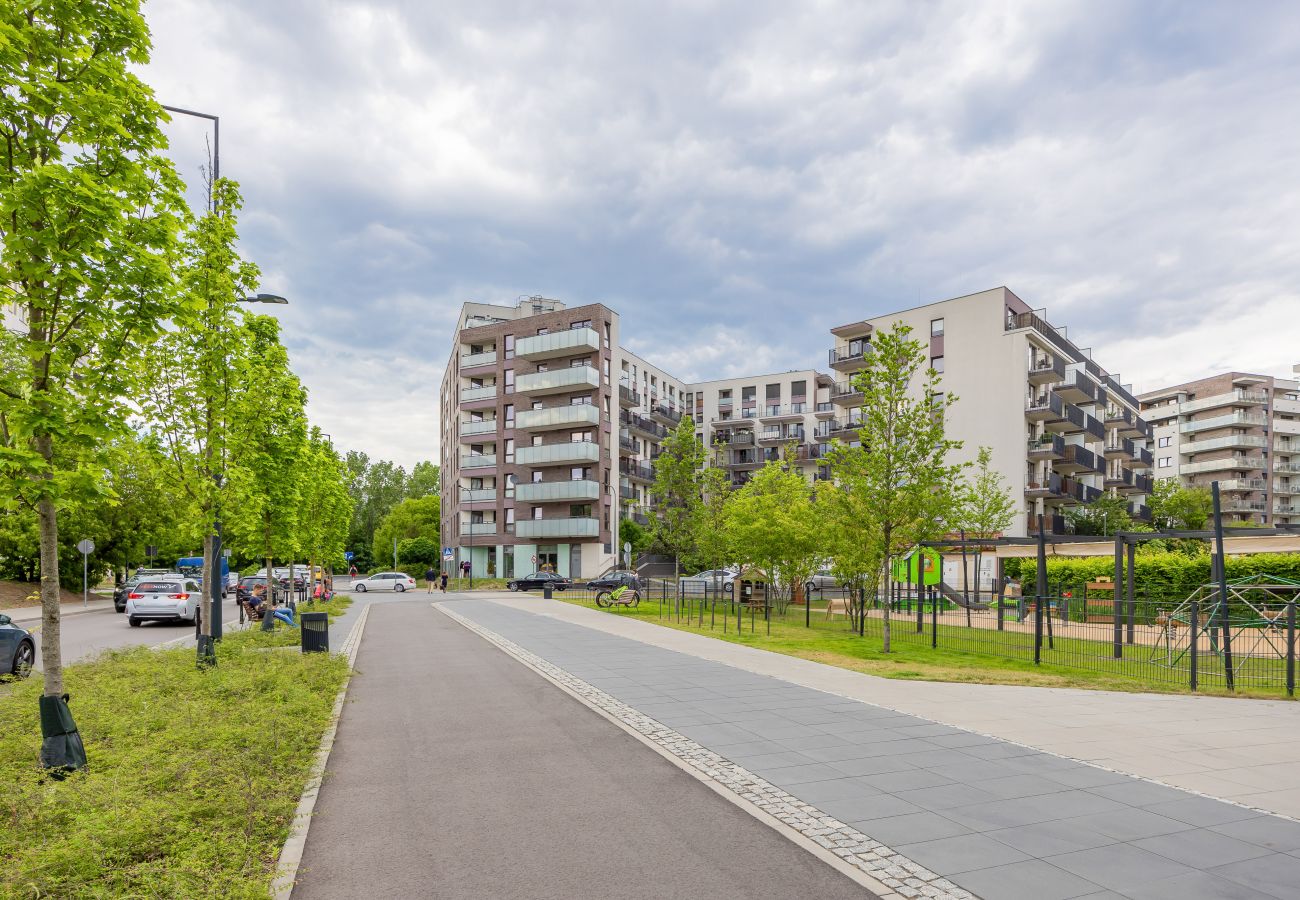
[1150,574,1300,670]
[937,581,990,611]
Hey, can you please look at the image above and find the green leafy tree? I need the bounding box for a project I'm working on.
[1148,478,1213,531]
[373,495,441,566]
[616,516,652,561]
[0,0,186,735]
[724,462,823,614]
[824,323,963,651]
[692,465,734,581]
[649,416,705,580]
[344,451,409,553]
[397,537,439,569]
[957,446,1015,604]
[295,429,353,584]
[1066,492,1133,537]
[406,461,440,499]
[816,480,880,631]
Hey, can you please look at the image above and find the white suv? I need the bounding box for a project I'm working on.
[126,578,201,627]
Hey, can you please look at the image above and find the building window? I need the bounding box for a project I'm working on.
[570,395,593,406]
[570,504,592,518]
[505,508,514,525]
[536,327,549,336]
[531,471,543,483]
[1158,457,1173,468]
[504,438,514,462]
[604,322,611,348]
[931,356,944,373]
[504,334,514,359]
[504,369,514,393]
[532,507,543,520]
[931,318,944,337]
[570,319,591,330]
[1157,436,1170,448]
[504,403,514,424]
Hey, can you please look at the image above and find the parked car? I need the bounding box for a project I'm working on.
[506,572,572,592]
[680,569,736,593]
[236,575,272,604]
[114,576,142,613]
[134,567,172,579]
[126,578,201,627]
[351,572,416,593]
[804,569,841,595]
[225,571,240,594]
[0,613,36,679]
[585,570,641,591]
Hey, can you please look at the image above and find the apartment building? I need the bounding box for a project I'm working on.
[827,287,1153,537]
[617,351,688,527]
[1138,372,1300,525]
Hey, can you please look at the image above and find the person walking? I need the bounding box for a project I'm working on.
[440,570,449,593]
[425,566,437,593]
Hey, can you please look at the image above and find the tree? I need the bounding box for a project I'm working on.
[817,480,880,632]
[138,178,260,665]
[1067,493,1134,536]
[295,430,353,586]
[406,461,440,499]
[724,462,823,614]
[1148,478,1213,531]
[0,0,187,768]
[397,537,438,569]
[648,416,706,581]
[344,451,409,554]
[373,495,441,567]
[824,323,963,651]
[692,465,734,583]
[957,447,1015,605]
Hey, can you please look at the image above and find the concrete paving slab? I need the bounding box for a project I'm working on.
[945,858,1105,900]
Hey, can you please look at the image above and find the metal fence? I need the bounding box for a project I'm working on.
[540,578,1297,697]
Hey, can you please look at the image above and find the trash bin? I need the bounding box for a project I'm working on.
[300,611,329,653]
[543,585,553,599]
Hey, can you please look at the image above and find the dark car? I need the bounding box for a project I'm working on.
[585,570,641,591]
[0,613,36,679]
[114,576,143,613]
[506,571,572,592]
[236,576,272,604]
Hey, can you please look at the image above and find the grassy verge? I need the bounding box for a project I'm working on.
[0,598,353,898]
[558,595,1291,700]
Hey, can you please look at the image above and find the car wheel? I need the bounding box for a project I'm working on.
[395,583,405,593]
[12,640,34,678]
[507,582,518,592]
[129,617,141,627]
[356,583,367,593]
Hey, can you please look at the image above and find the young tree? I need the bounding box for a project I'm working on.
[296,430,353,590]
[344,451,409,552]
[817,480,880,632]
[692,464,734,593]
[724,461,823,614]
[406,461,440,499]
[957,447,1015,605]
[1067,493,1134,536]
[1148,478,1213,531]
[0,1,187,768]
[824,323,962,651]
[373,495,441,565]
[648,416,705,581]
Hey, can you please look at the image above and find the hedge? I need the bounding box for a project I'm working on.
[1004,551,1300,600]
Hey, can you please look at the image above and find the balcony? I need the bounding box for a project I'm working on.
[514,517,601,540]
[829,344,872,372]
[1181,456,1266,475]
[1179,390,1269,414]
[1220,499,1267,514]
[1028,434,1065,460]
[1082,412,1106,440]
[516,404,601,432]
[830,381,863,406]
[1133,473,1153,494]
[760,403,809,421]
[619,384,640,408]
[1025,473,1064,499]
[1130,446,1154,468]
[1060,478,1102,504]
[1045,402,1087,434]
[515,441,601,467]
[1180,434,1268,455]
[1219,478,1267,492]
[1057,370,1099,404]
[1179,412,1267,435]
[759,426,805,444]
[1048,514,1076,535]
[1105,466,1135,490]
[1057,444,1102,475]
[461,522,498,536]
[515,479,602,503]
[728,451,763,469]
[460,350,497,369]
[1276,439,1300,454]
[1128,503,1153,523]
[1026,391,1064,422]
[460,453,497,469]
[460,418,498,438]
[814,402,836,417]
[1274,481,1297,495]
[515,366,600,396]
[619,485,637,502]
[1104,405,1133,431]
[621,508,650,527]
[651,403,683,425]
[621,410,669,440]
[1277,461,1300,474]
[1027,353,1066,386]
[619,460,655,483]
[460,488,497,504]
[514,327,600,361]
[1104,436,1135,459]
[1127,415,1152,440]
[459,385,497,403]
[1276,504,1298,517]
[618,433,639,456]
[819,419,862,441]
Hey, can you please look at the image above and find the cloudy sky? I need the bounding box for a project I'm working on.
[143,0,1300,469]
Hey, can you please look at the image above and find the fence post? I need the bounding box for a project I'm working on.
[1211,483,1235,691]
[916,552,924,634]
[1126,541,1136,645]
[1112,535,1124,659]
[1287,600,1295,699]
[930,586,937,648]
[1034,589,1043,664]
[1190,599,1199,692]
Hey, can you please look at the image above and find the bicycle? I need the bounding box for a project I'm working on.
[595,584,641,608]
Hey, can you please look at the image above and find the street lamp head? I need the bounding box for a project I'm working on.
[244,293,289,305]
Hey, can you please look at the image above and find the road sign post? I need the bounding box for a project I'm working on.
[76,539,95,608]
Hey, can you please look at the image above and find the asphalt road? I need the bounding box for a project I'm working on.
[293,601,876,900]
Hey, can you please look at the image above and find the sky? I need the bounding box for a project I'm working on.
[142,0,1300,470]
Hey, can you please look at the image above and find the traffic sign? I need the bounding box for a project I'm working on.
[344,551,355,561]
[623,542,631,554]
[442,547,454,562]
[76,539,94,555]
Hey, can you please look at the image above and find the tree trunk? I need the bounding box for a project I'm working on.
[881,558,892,653]
[37,488,64,697]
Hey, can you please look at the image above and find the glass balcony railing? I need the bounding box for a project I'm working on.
[1180,434,1268,455]
[514,480,601,503]
[460,419,498,436]
[461,522,498,536]
[460,488,497,503]
[460,350,497,368]
[459,385,497,402]
[514,441,601,466]
[515,404,601,431]
[460,454,497,469]
[514,327,600,360]
[1179,412,1267,434]
[515,366,600,395]
[514,517,601,539]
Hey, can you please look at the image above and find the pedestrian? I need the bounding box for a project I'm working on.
[461,560,470,579]
[425,566,437,593]
[440,570,449,592]
[348,564,358,579]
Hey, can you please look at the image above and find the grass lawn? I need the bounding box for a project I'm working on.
[0,597,353,898]
[559,594,1292,700]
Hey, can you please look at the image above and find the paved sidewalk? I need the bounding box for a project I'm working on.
[484,593,1300,820]
[453,599,1300,900]
[293,601,877,899]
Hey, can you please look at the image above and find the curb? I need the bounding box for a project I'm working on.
[271,602,372,899]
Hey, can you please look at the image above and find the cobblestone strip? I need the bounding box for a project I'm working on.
[440,605,976,900]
